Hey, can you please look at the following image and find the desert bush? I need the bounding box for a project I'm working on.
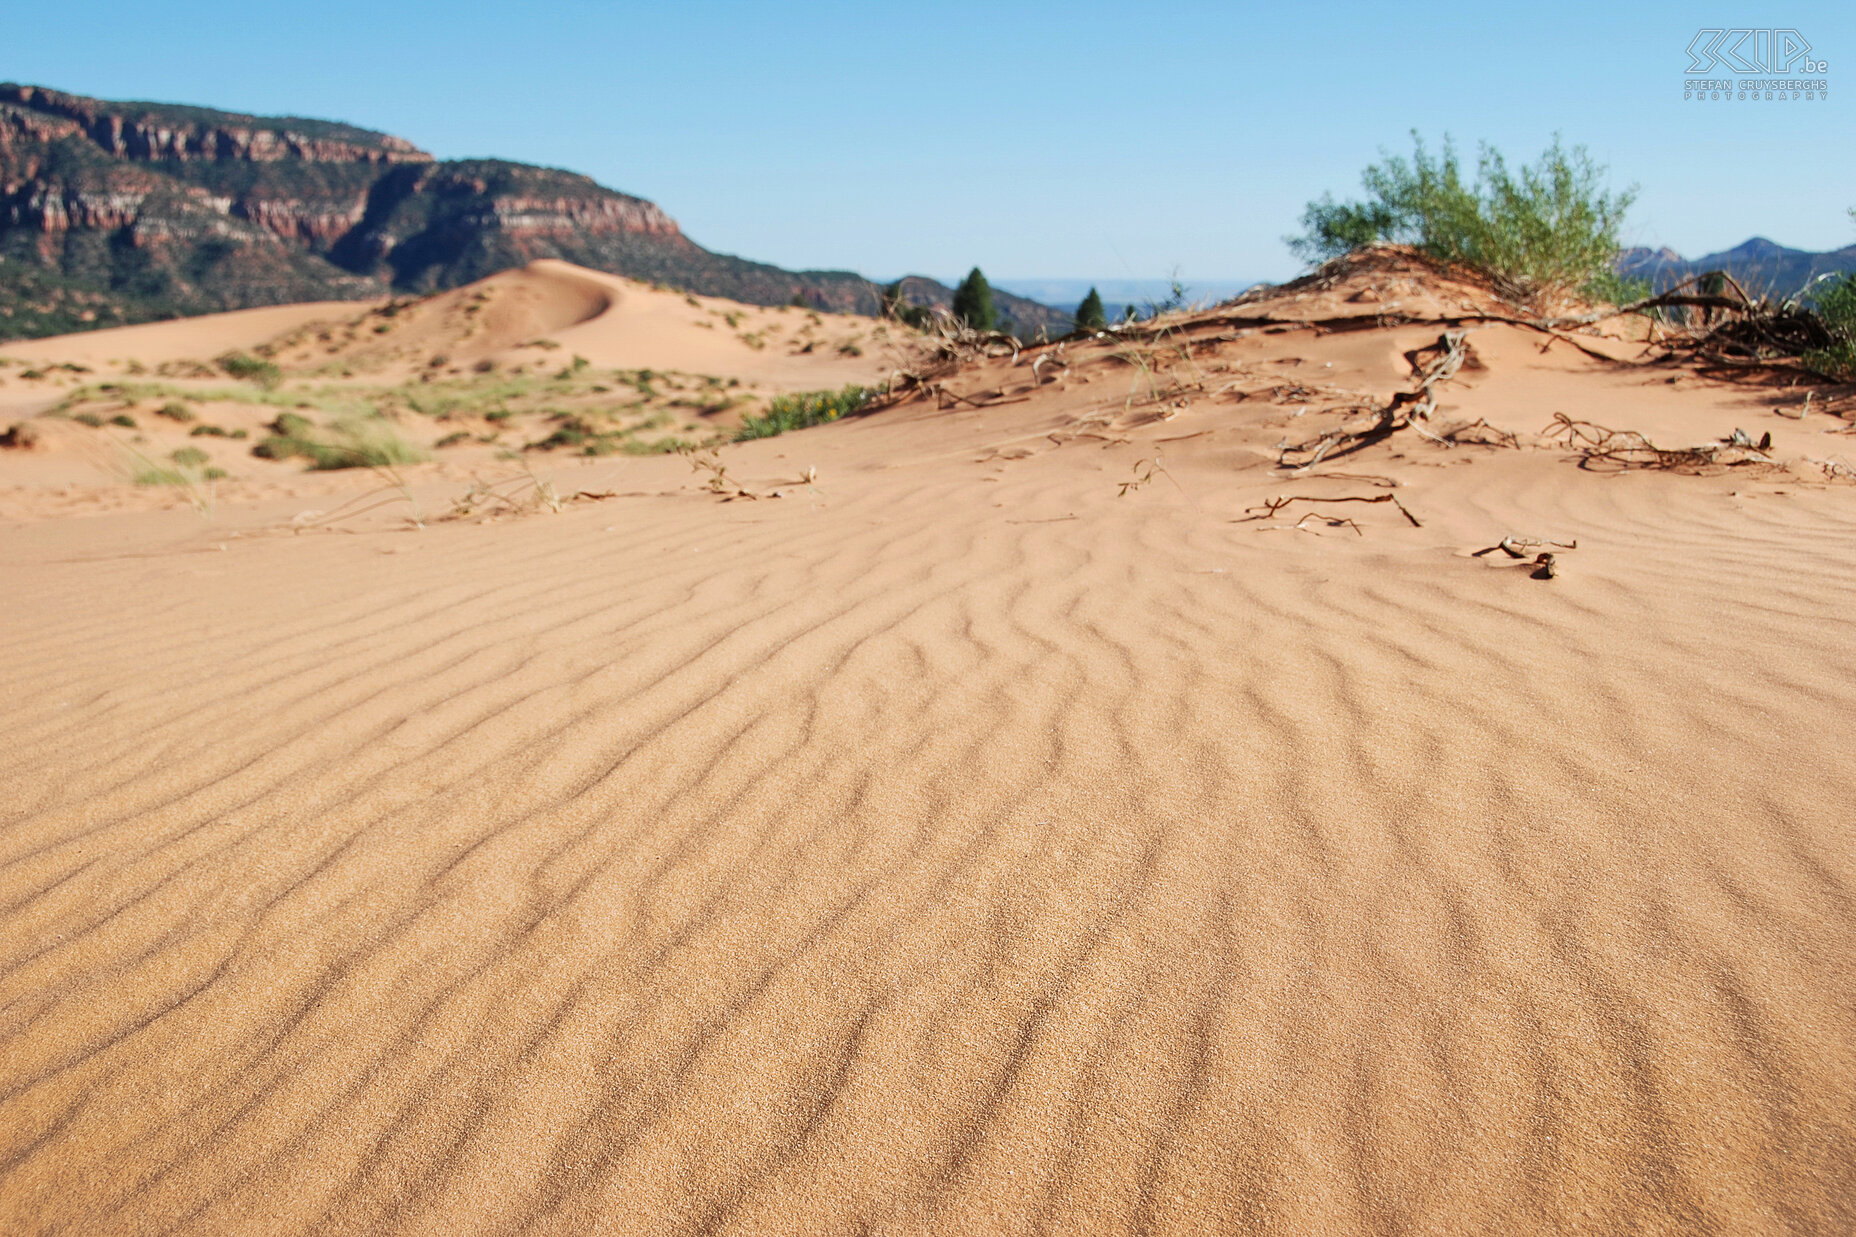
[736,385,869,440]
[156,400,196,422]
[1805,272,1856,378]
[217,351,283,389]
[1291,133,1636,302]
[1075,287,1108,330]
[253,414,428,470]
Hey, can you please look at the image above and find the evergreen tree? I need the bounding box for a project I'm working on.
[950,267,996,331]
[1075,286,1107,330]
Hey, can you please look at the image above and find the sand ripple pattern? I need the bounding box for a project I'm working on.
[2,464,1853,1235]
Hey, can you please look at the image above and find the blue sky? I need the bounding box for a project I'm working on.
[6,1,1852,289]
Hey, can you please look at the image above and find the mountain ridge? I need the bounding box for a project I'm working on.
[0,83,1070,341]
[1617,235,1856,298]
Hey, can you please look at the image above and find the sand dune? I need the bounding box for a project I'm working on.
[0,300,375,369]
[242,259,894,386]
[0,262,899,518]
[1,253,1853,1234]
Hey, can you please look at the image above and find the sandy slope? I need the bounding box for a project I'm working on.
[0,301,375,370]
[0,262,899,519]
[0,261,885,392]
[1,256,1853,1234]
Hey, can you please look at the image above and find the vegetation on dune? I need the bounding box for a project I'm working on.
[252,412,428,470]
[41,359,736,462]
[135,444,227,486]
[1804,265,1856,379]
[1075,286,1107,331]
[217,351,283,389]
[1290,133,1637,303]
[735,386,870,440]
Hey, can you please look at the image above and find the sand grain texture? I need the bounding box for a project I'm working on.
[2,262,1854,1234]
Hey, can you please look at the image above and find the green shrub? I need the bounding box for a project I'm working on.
[1290,133,1636,301]
[1075,287,1107,330]
[74,413,104,427]
[736,385,869,440]
[170,446,212,469]
[1806,272,1856,378]
[217,351,283,389]
[252,414,428,470]
[271,411,315,438]
[156,401,196,422]
[109,413,137,428]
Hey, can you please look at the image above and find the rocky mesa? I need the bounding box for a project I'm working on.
[0,83,1069,339]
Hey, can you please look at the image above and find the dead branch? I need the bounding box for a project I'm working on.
[1805,456,1856,482]
[872,311,1025,408]
[1242,492,1422,528]
[1278,331,1469,471]
[1472,535,1578,558]
[1540,413,1777,473]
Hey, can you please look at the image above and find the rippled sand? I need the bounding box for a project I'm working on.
[3,269,1853,1233]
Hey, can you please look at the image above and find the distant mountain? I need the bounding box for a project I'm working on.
[0,83,1070,341]
[1617,236,1856,299]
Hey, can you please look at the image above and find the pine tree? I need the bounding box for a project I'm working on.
[1075,286,1107,330]
[950,267,996,331]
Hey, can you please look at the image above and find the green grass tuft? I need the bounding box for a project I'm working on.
[217,351,284,390]
[735,385,869,440]
[252,414,429,470]
[1805,273,1856,379]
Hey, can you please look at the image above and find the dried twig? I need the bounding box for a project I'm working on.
[678,444,764,500]
[1242,492,1422,528]
[1116,453,1196,506]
